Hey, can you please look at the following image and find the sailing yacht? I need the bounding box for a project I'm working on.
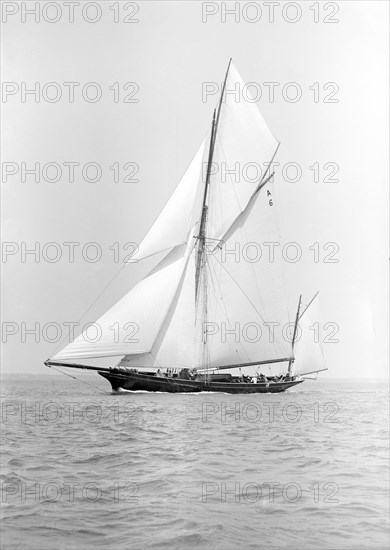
[45,60,327,393]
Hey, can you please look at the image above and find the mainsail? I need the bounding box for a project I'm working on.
[50,61,316,375]
[200,176,292,369]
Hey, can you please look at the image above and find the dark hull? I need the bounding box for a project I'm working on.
[99,371,303,394]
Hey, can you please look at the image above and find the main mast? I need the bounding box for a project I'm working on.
[195,58,232,300]
[195,59,232,376]
[195,108,216,300]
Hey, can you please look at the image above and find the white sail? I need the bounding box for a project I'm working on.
[52,242,192,361]
[119,243,196,369]
[131,139,206,262]
[198,175,292,369]
[206,62,278,243]
[293,296,325,375]
[51,62,300,373]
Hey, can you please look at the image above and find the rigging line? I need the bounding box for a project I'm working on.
[203,259,222,361]
[212,253,287,355]
[212,254,266,323]
[149,349,163,370]
[299,291,319,320]
[259,142,280,187]
[205,258,252,364]
[46,365,109,394]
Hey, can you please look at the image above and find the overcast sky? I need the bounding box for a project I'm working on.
[1,1,388,378]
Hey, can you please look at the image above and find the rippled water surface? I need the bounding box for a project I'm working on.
[1,375,389,549]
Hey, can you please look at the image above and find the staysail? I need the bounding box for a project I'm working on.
[52,239,194,361]
[118,240,196,369]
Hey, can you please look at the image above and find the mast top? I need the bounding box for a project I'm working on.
[216,58,232,120]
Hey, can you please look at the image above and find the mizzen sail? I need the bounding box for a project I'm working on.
[293,295,325,375]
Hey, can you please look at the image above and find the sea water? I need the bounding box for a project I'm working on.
[1,375,389,549]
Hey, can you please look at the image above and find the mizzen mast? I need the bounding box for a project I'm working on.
[288,294,302,376]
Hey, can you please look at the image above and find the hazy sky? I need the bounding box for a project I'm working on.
[1,1,389,377]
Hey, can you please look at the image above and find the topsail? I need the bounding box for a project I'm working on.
[206,63,279,242]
